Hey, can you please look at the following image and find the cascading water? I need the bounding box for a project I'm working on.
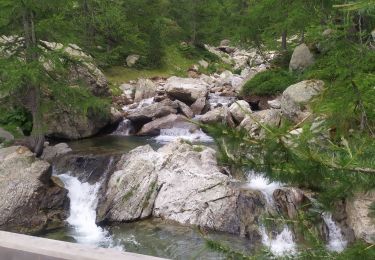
[112,119,134,136]
[59,174,117,247]
[154,127,213,144]
[322,212,347,252]
[246,172,297,257]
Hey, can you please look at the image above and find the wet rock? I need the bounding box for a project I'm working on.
[165,77,208,104]
[289,44,314,71]
[137,114,194,136]
[229,100,252,123]
[273,188,308,219]
[97,140,267,238]
[126,99,178,125]
[0,146,69,234]
[346,191,375,243]
[281,80,324,123]
[41,143,72,163]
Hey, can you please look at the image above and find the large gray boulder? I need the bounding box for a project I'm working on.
[137,114,196,136]
[126,54,140,67]
[346,191,375,243]
[126,99,178,125]
[41,143,72,163]
[229,100,252,123]
[0,146,69,233]
[199,107,235,127]
[289,43,314,71]
[165,77,208,104]
[97,140,267,238]
[240,109,281,138]
[0,127,14,144]
[281,80,324,123]
[134,79,156,103]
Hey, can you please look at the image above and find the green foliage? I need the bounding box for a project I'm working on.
[0,107,32,136]
[241,69,298,96]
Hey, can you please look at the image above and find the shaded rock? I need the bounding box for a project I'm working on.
[175,100,194,118]
[229,100,252,123]
[126,54,140,67]
[240,109,281,138]
[138,114,194,136]
[41,143,72,163]
[190,96,207,115]
[273,188,308,219]
[0,127,14,143]
[289,44,314,71]
[165,77,208,104]
[281,80,324,123]
[346,191,375,243]
[110,107,123,124]
[134,79,156,103]
[126,99,178,125]
[0,146,69,234]
[97,140,267,239]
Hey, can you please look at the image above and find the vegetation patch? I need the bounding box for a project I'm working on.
[241,69,298,96]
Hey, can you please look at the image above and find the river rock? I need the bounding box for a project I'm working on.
[0,127,14,144]
[176,100,194,118]
[137,115,195,136]
[346,191,375,243]
[126,54,140,67]
[0,146,69,233]
[134,79,156,103]
[229,100,252,123]
[190,96,207,115]
[273,188,308,219]
[199,107,235,127]
[281,80,324,123]
[41,143,72,163]
[126,99,178,125]
[289,43,314,71]
[97,140,267,238]
[165,77,208,104]
[240,109,281,138]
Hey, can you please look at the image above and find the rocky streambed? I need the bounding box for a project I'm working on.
[1,42,374,258]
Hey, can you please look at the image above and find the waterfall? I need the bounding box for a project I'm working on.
[154,127,213,144]
[322,212,347,252]
[59,174,116,247]
[112,119,134,136]
[247,172,297,257]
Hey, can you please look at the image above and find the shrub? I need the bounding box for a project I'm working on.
[241,69,298,96]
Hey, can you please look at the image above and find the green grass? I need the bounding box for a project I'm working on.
[241,69,298,96]
[104,45,230,85]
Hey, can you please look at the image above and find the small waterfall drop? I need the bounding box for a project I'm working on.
[322,212,347,252]
[154,127,213,144]
[112,119,134,136]
[247,172,297,257]
[59,174,115,247]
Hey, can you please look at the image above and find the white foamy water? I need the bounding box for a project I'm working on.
[122,97,154,112]
[322,212,347,252]
[260,225,297,257]
[247,172,297,257]
[246,172,282,205]
[59,174,119,248]
[112,119,134,136]
[208,93,236,108]
[154,127,213,144]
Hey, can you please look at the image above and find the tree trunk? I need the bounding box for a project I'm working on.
[281,30,287,50]
[22,6,45,156]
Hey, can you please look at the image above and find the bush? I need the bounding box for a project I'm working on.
[241,69,298,96]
